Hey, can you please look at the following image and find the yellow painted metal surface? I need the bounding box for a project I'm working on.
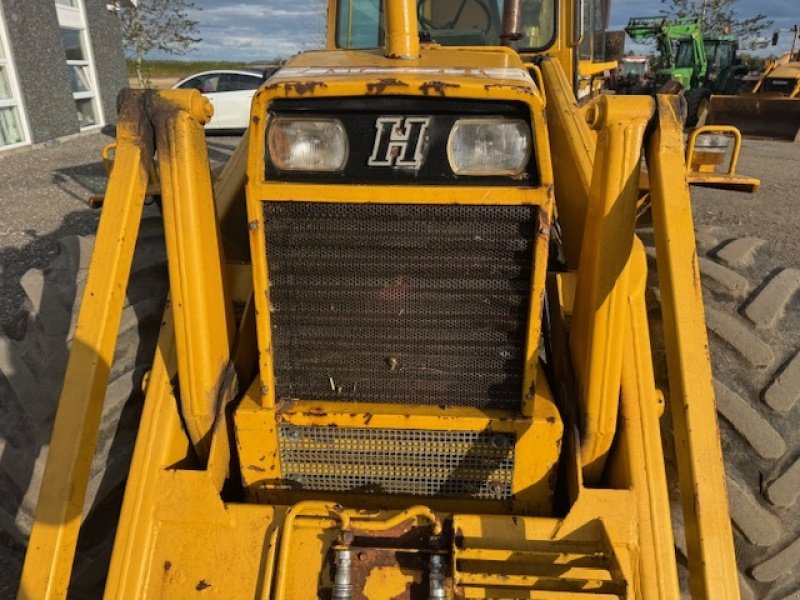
[568,96,654,482]
[148,90,236,457]
[17,90,154,600]
[383,0,419,59]
[235,364,563,515]
[615,239,681,598]
[647,94,740,600]
[452,490,635,598]
[537,56,596,269]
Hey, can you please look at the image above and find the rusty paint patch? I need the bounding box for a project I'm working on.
[195,580,212,591]
[418,81,460,96]
[163,560,172,571]
[303,408,328,418]
[290,81,328,95]
[276,398,299,415]
[366,78,410,95]
[484,83,534,95]
[245,464,266,472]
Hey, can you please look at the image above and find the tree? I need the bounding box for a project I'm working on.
[120,0,201,88]
[659,0,773,47]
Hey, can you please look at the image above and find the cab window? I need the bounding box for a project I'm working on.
[336,0,557,51]
[675,40,694,68]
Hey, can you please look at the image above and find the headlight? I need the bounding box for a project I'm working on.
[267,118,348,171]
[694,133,731,151]
[447,118,531,176]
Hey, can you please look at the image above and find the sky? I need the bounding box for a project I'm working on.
[164,0,798,62]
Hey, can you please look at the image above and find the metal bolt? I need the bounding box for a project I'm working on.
[429,553,447,600]
[332,548,353,600]
[248,220,259,230]
[490,433,509,450]
[285,428,301,442]
[539,226,550,236]
[260,384,269,395]
[488,481,506,497]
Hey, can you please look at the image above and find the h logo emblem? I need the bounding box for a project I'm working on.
[368,116,431,168]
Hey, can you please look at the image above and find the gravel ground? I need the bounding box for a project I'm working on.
[691,138,800,267]
[0,132,241,328]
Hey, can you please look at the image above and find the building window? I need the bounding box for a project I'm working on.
[55,0,103,129]
[0,10,29,149]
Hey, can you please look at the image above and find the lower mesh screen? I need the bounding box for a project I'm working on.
[278,425,515,499]
[263,202,537,409]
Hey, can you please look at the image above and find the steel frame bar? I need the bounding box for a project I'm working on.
[17,90,154,600]
[568,95,654,482]
[647,94,739,599]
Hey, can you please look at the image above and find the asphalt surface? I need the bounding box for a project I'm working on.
[0,133,797,328]
[0,133,241,328]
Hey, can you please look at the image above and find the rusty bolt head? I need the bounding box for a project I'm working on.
[249,221,259,230]
[488,481,506,497]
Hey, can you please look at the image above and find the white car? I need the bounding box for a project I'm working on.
[173,70,265,131]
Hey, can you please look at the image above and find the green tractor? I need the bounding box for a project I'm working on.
[624,16,747,123]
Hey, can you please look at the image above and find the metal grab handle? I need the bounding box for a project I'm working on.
[687,125,743,176]
[101,142,116,176]
[570,0,584,47]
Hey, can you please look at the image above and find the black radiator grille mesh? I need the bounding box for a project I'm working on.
[263,202,536,409]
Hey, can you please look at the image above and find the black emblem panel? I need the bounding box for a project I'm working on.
[265,97,537,186]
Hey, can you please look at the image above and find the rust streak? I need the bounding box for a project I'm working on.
[418,81,460,96]
[366,78,410,95]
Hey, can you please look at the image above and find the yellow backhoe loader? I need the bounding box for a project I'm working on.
[6,1,795,599]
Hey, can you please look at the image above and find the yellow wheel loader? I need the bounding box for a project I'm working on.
[5,1,794,599]
[708,26,800,141]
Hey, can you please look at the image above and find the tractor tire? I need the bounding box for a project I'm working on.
[0,212,168,598]
[684,87,712,128]
[643,228,800,599]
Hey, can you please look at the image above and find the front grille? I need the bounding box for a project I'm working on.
[278,425,515,499]
[264,202,537,409]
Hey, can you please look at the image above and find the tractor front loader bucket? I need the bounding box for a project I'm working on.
[708,94,800,142]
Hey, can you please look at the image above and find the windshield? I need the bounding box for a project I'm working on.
[621,61,645,77]
[704,40,734,69]
[674,39,695,68]
[336,0,557,51]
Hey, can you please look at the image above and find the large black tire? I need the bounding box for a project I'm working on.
[645,228,800,599]
[0,212,167,598]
